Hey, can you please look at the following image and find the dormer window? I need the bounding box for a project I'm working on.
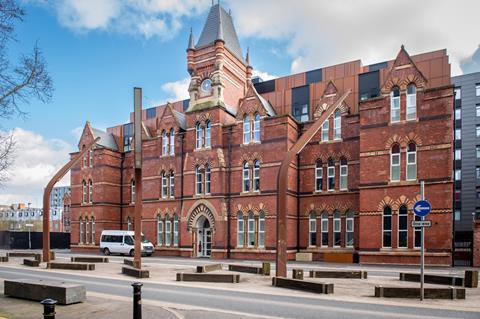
[333,109,341,140]
[390,87,400,123]
[243,116,251,144]
[162,131,168,156]
[243,113,261,144]
[169,129,175,155]
[406,84,417,120]
[253,113,260,142]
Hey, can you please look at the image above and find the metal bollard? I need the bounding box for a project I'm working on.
[40,299,57,319]
[132,282,143,319]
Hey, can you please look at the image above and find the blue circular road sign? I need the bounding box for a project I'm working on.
[413,200,432,217]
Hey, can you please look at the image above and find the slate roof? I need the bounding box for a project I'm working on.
[196,4,244,62]
[91,127,118,151]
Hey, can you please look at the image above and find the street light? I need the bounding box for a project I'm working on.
[26,224,34,249]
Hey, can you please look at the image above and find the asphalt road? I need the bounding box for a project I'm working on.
[0,266,478,319]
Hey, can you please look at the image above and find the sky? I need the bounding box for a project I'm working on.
[0,0,479,207]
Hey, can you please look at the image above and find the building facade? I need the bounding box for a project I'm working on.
[0,203,44,232]
[70,4,454,265]
[452,72,480,265]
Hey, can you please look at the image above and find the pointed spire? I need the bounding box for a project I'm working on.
[187,27,195,50]
[215,5,224,43]
[246,47,250,66]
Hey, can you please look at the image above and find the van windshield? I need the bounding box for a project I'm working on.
[132,235,150,243]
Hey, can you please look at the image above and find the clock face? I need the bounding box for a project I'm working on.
[201,79,212,93]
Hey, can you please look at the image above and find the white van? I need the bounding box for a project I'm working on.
[100,230,154,256]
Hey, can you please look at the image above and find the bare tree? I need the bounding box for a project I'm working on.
[0,0,53,184]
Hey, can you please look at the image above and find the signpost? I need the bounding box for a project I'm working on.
[26,223,33,249]
[413,181,431,301]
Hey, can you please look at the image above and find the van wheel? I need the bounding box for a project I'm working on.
[129,249,134,257]
[103,248,110,256]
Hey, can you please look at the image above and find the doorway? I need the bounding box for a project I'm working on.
[196,216,212,258]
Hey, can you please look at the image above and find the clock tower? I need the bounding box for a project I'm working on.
[186,3,249,116]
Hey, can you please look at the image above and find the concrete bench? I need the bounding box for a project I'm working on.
[196,263,222,273]
[47,262,95,271]
[375,285,465,299]
[310,270,367,279]
[177,273,240,283]
[399,273,463,287]
[464,270,478,288]
[23,259,39,267]
[124,259,135,267]
[228,262,270,276]
[272,277,334,294]
[7,252,41,262]
[0,256,8,262]
[122,266,150,278]
[71,257,109,263]
[4,279,86,305]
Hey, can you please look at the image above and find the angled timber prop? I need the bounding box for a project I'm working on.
[276,89,351,277]
[43,137,100,263]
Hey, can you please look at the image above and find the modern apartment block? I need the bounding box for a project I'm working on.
[452,72,480,266]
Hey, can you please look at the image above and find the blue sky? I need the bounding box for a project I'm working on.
[1,0,479,206]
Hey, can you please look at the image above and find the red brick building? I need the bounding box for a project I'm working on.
[70,4,453,265]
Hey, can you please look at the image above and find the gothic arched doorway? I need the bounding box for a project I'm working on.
[196,215,212,257]
[187,203,216,258]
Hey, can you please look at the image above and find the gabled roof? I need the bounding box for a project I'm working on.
[196,4,244,62]
[91,127,118,151]
[238,82,276,117]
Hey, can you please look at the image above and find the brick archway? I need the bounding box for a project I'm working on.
[187,202,216,230]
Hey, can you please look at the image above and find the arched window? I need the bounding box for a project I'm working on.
[243,115,251,144]
[406,143,417,181]
[131,180,136,203]
[195,166,203,195]
[247,211,255,247]
[127,216,132,231]
[258,211,265,248]
[253,160,260,192]
[79,218,84,243]
[205,121,211,148]
[237,212,244,247]
[340,158,348,190]
[85,217,89,244]
[391,144,400,182]
[89,146,93,167]
[157,216,163,246]
[333,211,341,247]
[383,206,392,248]
[406,84,417,120]
[165,214,171,246]
[195,123,203,149]
[88,180,93,203]
[170,128,175,155]
[309,212,317,246]
[205,165,211,194]
[82,180,87,204]
[162,130,169,156]
[91,217,95,244]
[161,171,167,199]
[321,120,329,142]
[333,109,341,140]
[398,205,408,248]
[390,86,400,122]
[327,158,335,191]
[346,211,354,247]
[243,162,250,192]
[170,171,175,198]
[315,160,323,192]
[173,214,179,247]
[321,212,329,246]
[82,145,86,168]
[253,113,261,142]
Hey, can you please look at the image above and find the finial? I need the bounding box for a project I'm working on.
[187,27,195,50]
[211,0,214,6]
[246,47,250,65]
[401,44,405,50]
[216,7,224,42]
[228,9,231,15]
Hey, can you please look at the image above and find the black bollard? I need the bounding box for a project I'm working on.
[132,282,143,319]
[40,299,57,319]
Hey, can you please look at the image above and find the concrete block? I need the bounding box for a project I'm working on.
[228,264,269,275]
[122,266,150,278]
[292,269,304,280]
[272,277,334,294]
[4,279,86,305]
[23,259,39,267]
[295,252,312,262]
[464,270,478,288]
[310,270,367,279]
[374,286,465,299]
[71,257,109,263]
[176,273,240,283]
[124,259,135,267]
[262,262,271,276]
[47,262,95,271]
[7,252,41,262]
[196,263,222,273]
[399,273,463,286]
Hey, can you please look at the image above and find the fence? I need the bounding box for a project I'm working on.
[0,231,70,249]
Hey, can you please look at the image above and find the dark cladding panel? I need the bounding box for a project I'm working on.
[359,70,380,102]
[292,85,310,122]
[368,61,388,72]
[183,99,190,111]
[254,79,275,94]
[146,107,156,119]
[306,68,322,84]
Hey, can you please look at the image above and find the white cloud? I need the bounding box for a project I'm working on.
[252,69,277,81]
[70,126,83,141]
[159,77,190,104]
[0,128,73,207]
[227,0,480,75]
[44,0,210,39]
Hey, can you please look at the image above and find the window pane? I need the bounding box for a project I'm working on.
[455,108,461,120]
